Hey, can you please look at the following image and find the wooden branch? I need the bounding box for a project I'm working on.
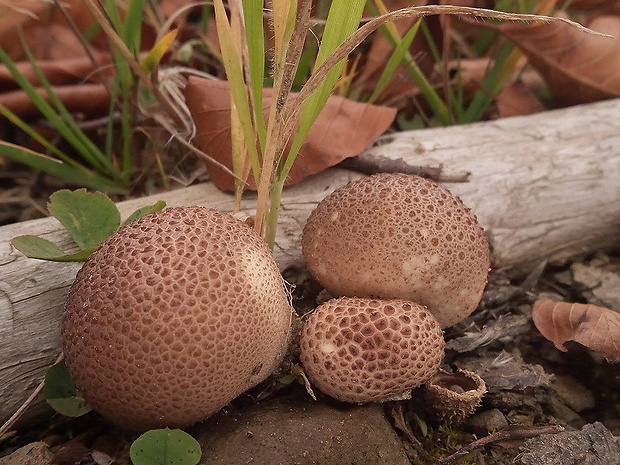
[1,98,619,428]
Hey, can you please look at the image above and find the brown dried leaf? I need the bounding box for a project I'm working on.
[0,52,114,93]
[0,83,111,117]
[498,15,620,106]
[496,81,545,118]
[184,78,396,191]
[532,300,620,363]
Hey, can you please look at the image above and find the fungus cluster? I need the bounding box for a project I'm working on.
[62,206,292,431]
[300,173,490,408]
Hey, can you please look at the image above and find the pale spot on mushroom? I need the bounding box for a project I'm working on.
[320,342,338,355]
[402,256,431,278]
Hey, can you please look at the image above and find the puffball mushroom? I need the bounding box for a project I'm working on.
[62,206,292,431]
[300,297,445,403]
[302,173,490,328]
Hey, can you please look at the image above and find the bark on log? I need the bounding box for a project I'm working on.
[1,98,619,428]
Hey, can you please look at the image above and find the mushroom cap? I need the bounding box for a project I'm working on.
[62,206,292,431]
[302,173,490,328]
[299,297,445,403]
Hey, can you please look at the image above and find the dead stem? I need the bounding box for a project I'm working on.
[254,0,312,240]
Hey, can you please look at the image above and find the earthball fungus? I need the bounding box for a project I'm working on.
[300,297,445,403]
[62,206,292,431]
[302,173,490,328]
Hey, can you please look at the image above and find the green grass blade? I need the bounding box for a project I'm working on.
[283,0,366,176]
[0,104,83,169]
[461,41,515,123]
[121,0,144,54]
[2,35,121,177]
[213,0,261,184]
[242,0,267,150]
[368,19,421,104]
[0,142,126,193]
[364,1,450,126]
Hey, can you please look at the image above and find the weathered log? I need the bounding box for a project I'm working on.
[1,98,619,428]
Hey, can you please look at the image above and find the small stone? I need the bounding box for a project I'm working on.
[0,442,55,465]
[547,396,581,425]
[551,375,595,413]
[193,394,411,465]
[467,408,509,436]
[518,422,620,465]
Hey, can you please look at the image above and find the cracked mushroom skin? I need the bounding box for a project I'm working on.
[62,206,292,431]
[302,173,490,328]
[300,297,445,403]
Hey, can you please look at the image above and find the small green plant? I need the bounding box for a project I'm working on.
[11,189,165,261]
[130,428,201,465]
[44,361,91,418]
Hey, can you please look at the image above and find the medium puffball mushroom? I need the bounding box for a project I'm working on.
[302,173,490,328]
[62,206,292,431]
[300,297,445,403]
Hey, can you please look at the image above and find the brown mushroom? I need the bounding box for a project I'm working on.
[422,368,486,425]
[299,297,445,403]
[302,173,490,328]
[62,206,292,431]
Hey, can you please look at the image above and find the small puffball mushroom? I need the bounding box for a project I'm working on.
[300,297,445,403]
[302,173,490,328]
[62,206,292,431]
[422,369,486,425]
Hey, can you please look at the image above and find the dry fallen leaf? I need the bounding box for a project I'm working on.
[0,52,114,92]
[532,300,620,363]
[496,81,545,118]
[498,15,620,106]
[0,83,110,118]
[184,78,397,191]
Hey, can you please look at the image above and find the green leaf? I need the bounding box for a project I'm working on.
[130,429,201,465]
[47,189,121,250]
[45,361,91,417]
[122,201,167,226]
[10,236,94,262]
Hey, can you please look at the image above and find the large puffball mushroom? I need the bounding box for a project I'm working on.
[300,297,445,403]
[302,173,490,328]
[62,206,292,431]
